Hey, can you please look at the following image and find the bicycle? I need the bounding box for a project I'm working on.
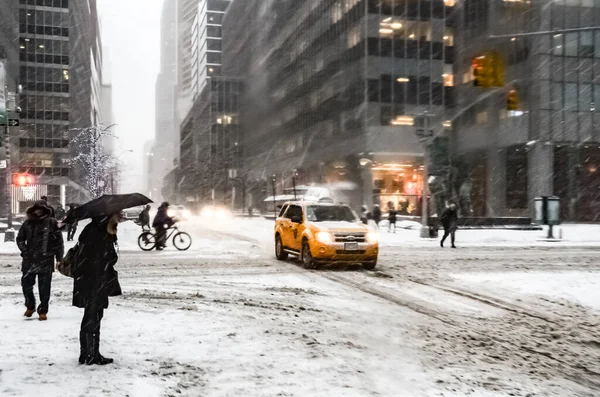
[138,225,192,251]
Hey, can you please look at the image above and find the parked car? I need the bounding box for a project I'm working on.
[274,201,378,270]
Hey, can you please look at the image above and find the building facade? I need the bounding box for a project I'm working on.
[220,0,455,214]
[15,0,102,210]
[176,76,242,207]
[190,0,231,97]
[452,0,600,222]
[153,0,179,202]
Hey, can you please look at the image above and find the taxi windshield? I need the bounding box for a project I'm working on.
[307,205,357,222]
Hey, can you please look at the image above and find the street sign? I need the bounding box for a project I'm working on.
[0,119,19,127]
[0,160,6,169]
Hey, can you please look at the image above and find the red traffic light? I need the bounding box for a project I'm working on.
[14,173,35,186]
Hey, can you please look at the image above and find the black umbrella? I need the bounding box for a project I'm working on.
[64,193,152,223]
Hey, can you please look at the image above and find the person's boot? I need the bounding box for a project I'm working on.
[79,331,87,364]
[38,313,47,321]
[85,333,113,365]
[24,308,35,318]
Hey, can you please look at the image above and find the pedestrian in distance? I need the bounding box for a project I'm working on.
[372,204,382,227]
[440,203,459,249]
[73,212,123,365]
[55,204,66,221]
[138,205,151,231]
[40,195,56,218]
[388,206,397,233]
[360,205,369,225]
[17,201,64,321]
[152,202,175,250]
[65,204,79,241]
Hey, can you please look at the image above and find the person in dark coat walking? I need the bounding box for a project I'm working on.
[388,206,398,233]
[440,203,459,248]
[73,212,123,365]
[66,204,79,241]
[372,204,382,226]
[17,201,64,320]
[40,196,55,218]
[138,205,151,231]
[152,202,174,250]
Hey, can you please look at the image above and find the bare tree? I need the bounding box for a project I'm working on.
[68,124,120,198]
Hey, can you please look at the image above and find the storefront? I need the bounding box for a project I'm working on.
[371,162,424,214]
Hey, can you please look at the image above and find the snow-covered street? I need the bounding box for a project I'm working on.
[2,219,600,396]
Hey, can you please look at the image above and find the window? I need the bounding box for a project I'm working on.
[443,74,453,87]
[347,26,361,48]
[285,205,303,221]
[331,2,342,23]
[278,204,289,217]
[207,26,221,37]
[552,82,563,110]
[581,32,593,57]
[565,83,577,111]
[553,34,563,56]
[565,33,577,57]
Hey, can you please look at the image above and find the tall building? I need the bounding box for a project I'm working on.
[176,0,198,121]
[16,0,103,209]
[153,0,178,201]
[221,0,455,212]
[451,0,600,222]
[191,0,231,97]
[0,0,19,217]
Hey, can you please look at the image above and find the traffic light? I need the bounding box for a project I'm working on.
[507,89,519,111]
[472,52,504,87]
[14,173,34,186]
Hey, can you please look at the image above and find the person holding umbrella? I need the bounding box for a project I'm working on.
[63,193,152,365]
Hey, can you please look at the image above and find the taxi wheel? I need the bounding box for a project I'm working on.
[363,260,377,270]
[275,235,288,260]
[302,241,317,270]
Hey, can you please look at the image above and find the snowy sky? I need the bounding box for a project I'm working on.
[97,0,163,193]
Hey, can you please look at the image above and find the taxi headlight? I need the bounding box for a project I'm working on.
[366,232,378,243]
[316,232,333,244]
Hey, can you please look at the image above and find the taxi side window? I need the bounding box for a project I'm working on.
[286,205,303,222]
[278,204,289,217]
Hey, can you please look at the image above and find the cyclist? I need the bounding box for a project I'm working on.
[152,202,175,250]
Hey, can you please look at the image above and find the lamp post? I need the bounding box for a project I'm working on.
[414,114,438,239]
[271,174,277,216]
[292,169,298,200]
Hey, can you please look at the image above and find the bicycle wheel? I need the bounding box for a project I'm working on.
[172,231,192,251]
[138,232,156,251]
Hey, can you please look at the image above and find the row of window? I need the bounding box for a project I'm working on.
[20,53,70,66]
[20,38,69,55]
[19,94,70,113]
[20,66,69,84]
[368,77,449,106]
[17,167,70,177]
[551,32,600,58]
[21,110,69,121]
[19,0,69,8]
[541,81,600,112]
[19,24,69,37]
[21,82,69,93]
[19,9,69,28]
[368,38,453,62]
[19,138,69,149]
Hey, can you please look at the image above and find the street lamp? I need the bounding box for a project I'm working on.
[292,169,298,200]
[271,174,277,216]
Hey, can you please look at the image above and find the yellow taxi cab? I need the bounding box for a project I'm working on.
[274,201,378,270]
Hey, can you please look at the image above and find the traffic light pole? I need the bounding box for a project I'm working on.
[4,83,13,241]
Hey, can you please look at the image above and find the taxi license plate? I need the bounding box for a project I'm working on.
[344,242,359,251]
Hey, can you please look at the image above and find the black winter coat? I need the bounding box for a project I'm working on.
[372,206,382,223]
[388,210,397,222]
[440,207,459,230]
[17,203,64,274]
[139,208,150,225]
[72,219,122,309]
[152,206,174,229]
